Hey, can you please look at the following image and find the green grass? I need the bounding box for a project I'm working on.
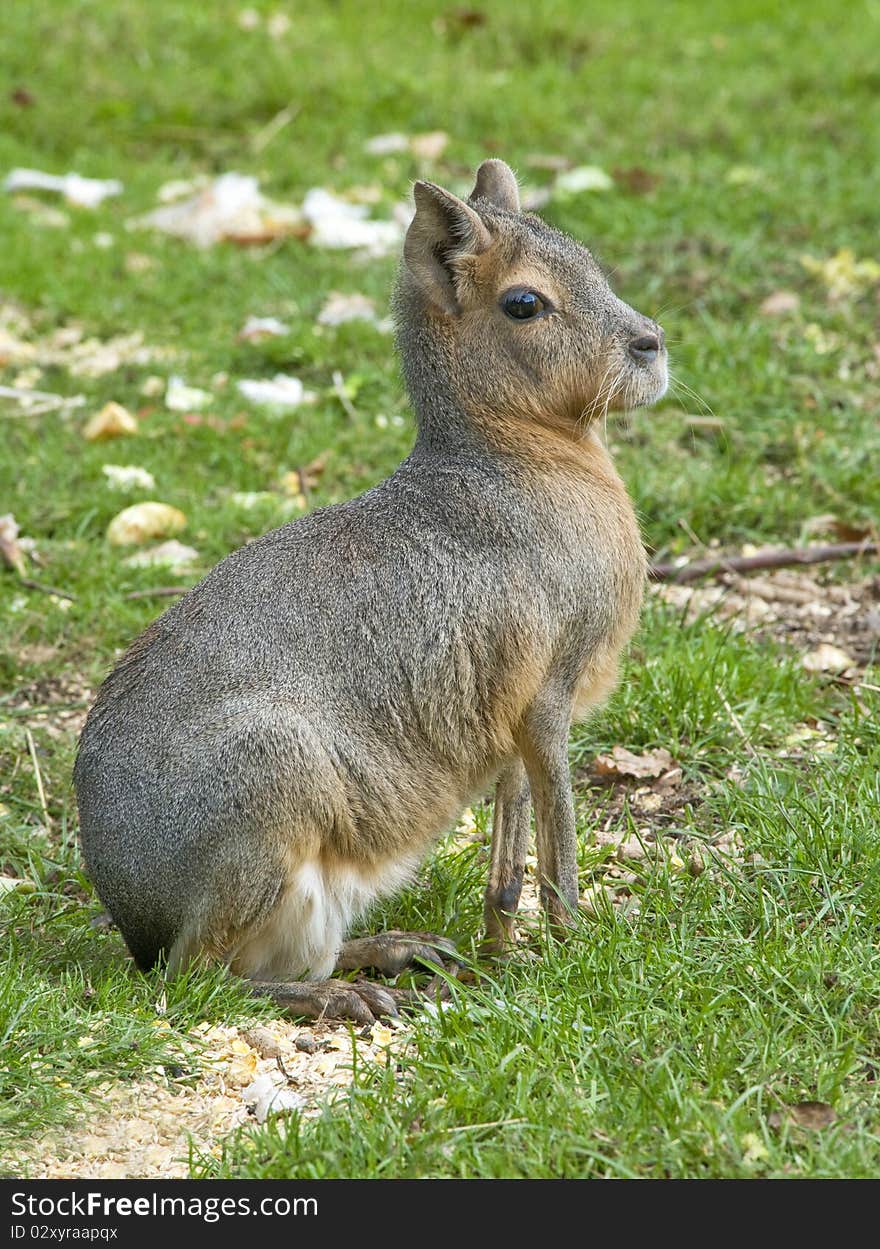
[1,0,879,1178]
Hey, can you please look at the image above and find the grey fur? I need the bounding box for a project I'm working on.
[75,159,667,987]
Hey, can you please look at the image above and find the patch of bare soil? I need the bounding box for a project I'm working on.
[9,1017,409,1179]
[655,568,880,674]
[2,667,95,739]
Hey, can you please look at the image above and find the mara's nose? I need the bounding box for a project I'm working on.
[627,328,665,363]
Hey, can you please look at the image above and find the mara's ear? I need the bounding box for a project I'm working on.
[403,181,492,314]
[469,159,520,214]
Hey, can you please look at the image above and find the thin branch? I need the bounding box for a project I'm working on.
[650,540,878,585]
[124,586,189,600]
[25,727,51,828]
[19,578,77,601]
[331,370,358,421]
[714,684,758,760]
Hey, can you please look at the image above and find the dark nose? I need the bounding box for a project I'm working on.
[627,328,665,363]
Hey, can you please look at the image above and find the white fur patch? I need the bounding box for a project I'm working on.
[230,853,420,981]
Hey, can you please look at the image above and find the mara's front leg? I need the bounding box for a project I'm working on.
[482,759,531,953]
[517,697,579,932]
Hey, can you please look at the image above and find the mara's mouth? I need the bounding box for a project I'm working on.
[576,359,668,422]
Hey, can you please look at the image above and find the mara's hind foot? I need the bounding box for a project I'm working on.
[250,978,413,1025]
[335,930,460,978]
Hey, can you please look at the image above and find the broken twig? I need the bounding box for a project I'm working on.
[25,727,51,828]
[124,586,189,600]
[20,578,76,601]
[651,540,878,585]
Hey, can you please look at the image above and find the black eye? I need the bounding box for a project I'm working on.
[502,289,546,320]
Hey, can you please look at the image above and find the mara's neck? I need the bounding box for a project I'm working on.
[395,307,478,456]
[394,286,621,483]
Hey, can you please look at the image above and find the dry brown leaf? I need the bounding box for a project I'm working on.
[409,131,449,161]
[82,401,138,442]
[759,290,801,316]
[0,513,26,576]
[768,1101,836,1130]
[594,745,674,780]
[107,502,186,547]
[802,514,874,543]
[0,874,36,896]
[612,166,661,195]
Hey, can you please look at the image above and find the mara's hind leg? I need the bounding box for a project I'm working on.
[482,758,531,954]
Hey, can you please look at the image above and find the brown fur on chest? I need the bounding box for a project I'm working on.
[496,421,646,724]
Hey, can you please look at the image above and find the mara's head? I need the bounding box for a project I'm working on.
[396,158,668,439]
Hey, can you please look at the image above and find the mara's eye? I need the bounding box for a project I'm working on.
[501,288,547,320]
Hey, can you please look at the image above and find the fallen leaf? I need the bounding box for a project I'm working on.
[279,453,327,497]
[165,376,211,412]
[317,292,391,331]
[768,1101,836,1131]
[266,12,291,39]
[3,168,122,208]
[0,874,36,896]
[10,195,70,228]
[801,248,880,301]
[760,290,801,316]
[725,165,763,186]
[434,8,488,36]
[0,513,27,576]
[803,322,839,354]
[612,166,661,195]
[409,131,449,161]
[239,1028,282,1060]
[107,502,186,546]
[237,8,260,30]
[616,835,649,862]
[801,514,874,543]
[593,745,675,780]
[82,402,138,442]
[740,1132,769,1164]
[802,643,855,673]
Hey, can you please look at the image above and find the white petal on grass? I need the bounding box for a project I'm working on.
[123,540,199,570]
[133,172,303,248]
[317,292,384,328]
[301,188,403,255]
[553,165,614,195]
[236,374,313,409]
[364,133,410,155]
[165,375,212,411]
[102,464,156,492]
[240,1073,304,1123]
[238,315,290,341]
[3,168,123,208]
